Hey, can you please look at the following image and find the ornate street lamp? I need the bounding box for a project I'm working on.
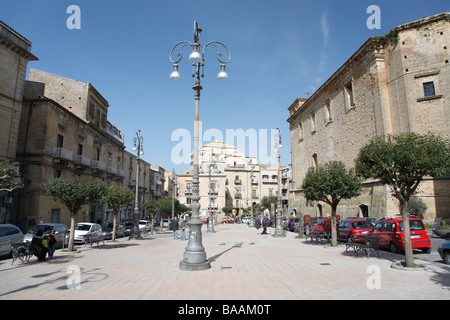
[272,128,285,238]
[170,21,230,271]
[130,130,144,240]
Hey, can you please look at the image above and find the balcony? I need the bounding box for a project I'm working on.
[262,178,278,184]
[74,155,91,168]
[234,192,242,199]
[52,147,73,162]
[91,160,106,171]
[106,166,117,175]
[234,179,242,184]
[208,188,218,195]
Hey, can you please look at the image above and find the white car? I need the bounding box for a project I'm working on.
[139,220,152,232]
[74,223,102,244]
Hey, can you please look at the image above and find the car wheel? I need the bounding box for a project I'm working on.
[421,247,431,254]
[390,242,400,254]
[444,251,450,265]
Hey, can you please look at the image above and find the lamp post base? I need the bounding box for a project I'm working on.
[272,216,286,238]
[206,217,215,233]
[179,219,211,271]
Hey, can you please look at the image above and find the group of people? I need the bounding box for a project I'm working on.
[170,216,186,240]
[30,229,57,261]
[254,216,271,234]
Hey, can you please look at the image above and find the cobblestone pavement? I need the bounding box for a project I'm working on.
[0,224,448,300]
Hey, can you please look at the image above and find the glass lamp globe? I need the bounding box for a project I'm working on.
[217,63,229,81]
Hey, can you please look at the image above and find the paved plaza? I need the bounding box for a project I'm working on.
[0,224,448,300]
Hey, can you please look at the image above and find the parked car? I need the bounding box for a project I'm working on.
[123,220,134,236]
[369,216,431,254]
[221,216,236,224]
[102,222,125,240]
[438,240,450,265]
[24,223,69,249]
[339,219,373,242]
[73,223,102,244]
[0,224,24,258]
[139,220,152,232]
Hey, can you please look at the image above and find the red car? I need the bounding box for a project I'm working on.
[339,219,373,242]
[369,216,431,253]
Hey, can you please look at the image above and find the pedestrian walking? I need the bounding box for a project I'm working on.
[254,217,261,233]
[171,216,179,239]
[44,229,56,260]
[261,217,270,234]
[180,218,186,241]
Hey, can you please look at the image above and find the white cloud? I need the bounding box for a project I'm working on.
[320,11,329,46]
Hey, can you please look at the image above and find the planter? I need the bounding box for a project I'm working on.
[433,229,450,239]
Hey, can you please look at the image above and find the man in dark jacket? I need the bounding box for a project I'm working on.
[31,229,47,261]
[171,217,179,239]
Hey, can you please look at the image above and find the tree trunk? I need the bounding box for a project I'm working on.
[112,210,118,242]
[331,205,338,246]
[68,212,77,251]
[400,202,415,268]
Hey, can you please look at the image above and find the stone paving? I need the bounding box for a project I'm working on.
[0,224,448,300]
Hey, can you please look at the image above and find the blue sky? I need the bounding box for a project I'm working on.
[1,0,448,173]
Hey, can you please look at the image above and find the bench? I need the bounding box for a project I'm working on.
[306,230,330,244]
[11,242,35,266]
[83,234,105,247]
[345,235,380,258]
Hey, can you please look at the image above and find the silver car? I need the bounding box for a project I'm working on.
[24,223,69,249]
[0,224,24,258]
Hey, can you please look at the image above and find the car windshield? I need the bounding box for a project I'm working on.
[352,221,372,229]
[75,224,91,231]
[28,225,54,234]
[399,220,424,231]
[103,222,114,229]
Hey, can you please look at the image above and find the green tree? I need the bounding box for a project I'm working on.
[0,159,23,192]
[102,185,133,241]
[302,161,361,246]
[143,199,158,234]
[355,132,450,267]
[260,196,278,213]
[45,177,107,251]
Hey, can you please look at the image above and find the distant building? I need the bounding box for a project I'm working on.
[287,13,449,223]
[177,141,291,221]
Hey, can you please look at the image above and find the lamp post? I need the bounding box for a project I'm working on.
[170,21,230,271]
[130,130,144,240]
[249,166,255,228]
[272,128,285,238]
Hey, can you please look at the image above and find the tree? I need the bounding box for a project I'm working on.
[102,185,133,241]
[0,159,23,192]
[143,199,158,234]
[45,177,107,251]
[355,132,450,267]
[260,196,278,213]
[302,161,361,246]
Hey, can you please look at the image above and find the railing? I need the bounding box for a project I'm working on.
[91,160,106,171]
[52,147,73,161]
[74,155,91,166]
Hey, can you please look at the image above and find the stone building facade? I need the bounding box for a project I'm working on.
[0,21,38,160]
[287,13,449,223]
[13,71,126,229]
